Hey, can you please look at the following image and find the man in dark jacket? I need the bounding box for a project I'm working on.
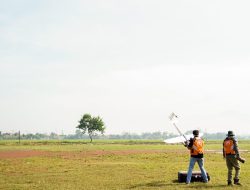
[223,131,243,186]
[185,130,208,184]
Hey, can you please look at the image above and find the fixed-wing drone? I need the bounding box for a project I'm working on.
[164,113,203,144]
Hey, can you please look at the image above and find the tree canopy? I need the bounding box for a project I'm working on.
[76,114,105,142]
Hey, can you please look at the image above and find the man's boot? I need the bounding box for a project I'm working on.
[228,180,233,186]
[234,179,242,185]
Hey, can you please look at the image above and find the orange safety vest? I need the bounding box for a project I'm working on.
[190,138,204,156]
[223,139,236,154]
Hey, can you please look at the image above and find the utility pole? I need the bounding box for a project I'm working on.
[19,130,21,144]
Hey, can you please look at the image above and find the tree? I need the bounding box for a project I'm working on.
[76,114,105,142]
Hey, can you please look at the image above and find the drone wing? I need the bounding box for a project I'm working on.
[164,133,203,144]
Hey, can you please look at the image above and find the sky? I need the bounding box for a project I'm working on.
[1,0,250,135]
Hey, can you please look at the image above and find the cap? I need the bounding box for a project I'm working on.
[193,130,199,136]
[227,131,235,137]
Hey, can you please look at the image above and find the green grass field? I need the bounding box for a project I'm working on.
[0,140,249,189]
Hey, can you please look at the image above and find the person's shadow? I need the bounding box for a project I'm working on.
[129,180,182,189]
[129,180,228,189]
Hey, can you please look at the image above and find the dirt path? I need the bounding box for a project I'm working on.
[0,149,183,159]
[0,150,52,159]
[0,149,248,159]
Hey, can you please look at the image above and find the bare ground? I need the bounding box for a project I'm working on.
[0,149,184,159]
[0,149,248,159]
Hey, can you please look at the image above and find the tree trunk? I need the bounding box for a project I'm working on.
[89,133,92,143]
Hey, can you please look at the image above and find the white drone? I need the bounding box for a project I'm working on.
[164,112,203,144]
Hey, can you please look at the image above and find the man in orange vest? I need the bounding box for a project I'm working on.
[185,130,208,184]
[223,131,243,186]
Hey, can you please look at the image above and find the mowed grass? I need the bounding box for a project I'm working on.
[0,140,249,190]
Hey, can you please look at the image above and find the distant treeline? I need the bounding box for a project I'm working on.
[0,130,249,140]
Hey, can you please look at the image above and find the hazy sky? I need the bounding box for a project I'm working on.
[1,1,250,135]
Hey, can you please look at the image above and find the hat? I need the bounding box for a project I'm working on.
[193,130,199,136]
[227,131,235,137]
